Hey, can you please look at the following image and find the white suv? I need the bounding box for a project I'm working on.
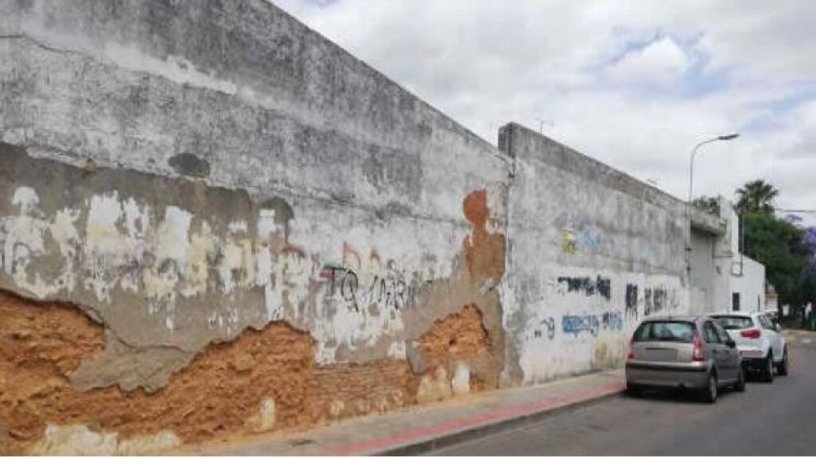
[709,312,788,382]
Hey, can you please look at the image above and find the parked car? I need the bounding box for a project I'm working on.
[625,316,745,403]
[709,311,788,382]
[762,309,780,324]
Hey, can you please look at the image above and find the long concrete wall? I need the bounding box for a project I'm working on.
[0,1,699,455]
[498,123,690,384]
[0,1,510,454]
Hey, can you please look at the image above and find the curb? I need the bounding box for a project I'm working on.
[323,380,624,456]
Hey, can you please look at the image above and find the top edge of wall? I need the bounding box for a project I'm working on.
[500,122,694,211]
[3,0,502,159]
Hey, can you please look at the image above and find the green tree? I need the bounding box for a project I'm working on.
[742,212,807,309]
[693,196,720,216]
[736,179,779,214]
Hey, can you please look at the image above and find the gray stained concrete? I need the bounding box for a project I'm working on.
[431,336,816,456]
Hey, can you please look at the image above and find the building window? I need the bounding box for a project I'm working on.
[732,292,741,311]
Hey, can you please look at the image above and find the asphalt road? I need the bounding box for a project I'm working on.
[430,334,816,456]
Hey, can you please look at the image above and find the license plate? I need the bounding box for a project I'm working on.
[643,348,678,362]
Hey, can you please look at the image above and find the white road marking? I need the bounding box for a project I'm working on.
[801,338,812,344]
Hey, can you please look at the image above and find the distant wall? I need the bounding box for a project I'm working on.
[0,0,510,454]
[690,230,716,315]
[498,123,689,384]
[732,256,766,312]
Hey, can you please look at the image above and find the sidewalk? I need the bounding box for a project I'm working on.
[784,328,816,337]
[173,369,625,456]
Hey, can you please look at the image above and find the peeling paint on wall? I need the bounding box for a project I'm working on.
[1,146,505,391]
[0,142,509,453]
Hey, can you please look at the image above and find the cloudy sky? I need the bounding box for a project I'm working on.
[274,0,816,225]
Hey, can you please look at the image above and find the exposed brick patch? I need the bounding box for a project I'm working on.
[0,290,314,454]
[307,361,417,423]
[0,290,500,454]
[463,190,506,282]
[419,304,491,369]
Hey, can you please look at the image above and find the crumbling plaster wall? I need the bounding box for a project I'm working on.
[0,0,510,454]
[498,123,690,384]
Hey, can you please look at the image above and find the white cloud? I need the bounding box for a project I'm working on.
[273,0,816,226]
[605,37,691,88]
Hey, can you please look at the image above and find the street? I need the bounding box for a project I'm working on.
[431,334,816,456]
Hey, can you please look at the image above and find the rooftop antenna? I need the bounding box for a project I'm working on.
[535,118,554,134]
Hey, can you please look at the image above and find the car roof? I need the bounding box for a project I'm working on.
[640,315,701,323]
[709,311,761,318]
[709,311,751,317]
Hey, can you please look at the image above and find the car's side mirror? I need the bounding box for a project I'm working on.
[726,339,736,348]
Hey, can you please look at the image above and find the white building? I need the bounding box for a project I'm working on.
[689,197,766,314]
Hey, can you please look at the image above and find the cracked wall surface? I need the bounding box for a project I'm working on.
[499,123,690,384]
[0,0,700,455]
[0,0,510,454]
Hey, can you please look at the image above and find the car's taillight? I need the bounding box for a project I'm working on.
[627,336,635,360]
[740,328,761,339]
[692,336,705,361]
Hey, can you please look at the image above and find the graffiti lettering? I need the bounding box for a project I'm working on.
[322,265,426,313]
[643,287,677,317]
[533,316,556,340]
[561,229,577,255]
[562,314,600,337]
[625,284,638,320]
[556,275,611,300]
[561,228,601,254]
[602,311,623,331]
[340,270,358,310]
[321,266,359,312]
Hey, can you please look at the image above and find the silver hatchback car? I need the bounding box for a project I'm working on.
[625,315,745,403]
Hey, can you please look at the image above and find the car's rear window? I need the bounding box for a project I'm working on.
[633,321,696,343]
[711,315,754,330]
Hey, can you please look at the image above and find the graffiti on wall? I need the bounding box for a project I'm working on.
[556,275,611,300]
[320,263,429,314]
[643,286,679,317]
[562,314,600,337]
[625,284,638,320]
[560,228,601,255]
[523,316,556,341]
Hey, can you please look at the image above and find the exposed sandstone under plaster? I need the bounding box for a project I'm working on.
[0,289,496,454]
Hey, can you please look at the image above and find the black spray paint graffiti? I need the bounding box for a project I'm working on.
[322,266,361,312]
[556,275,611,300]
[321,265,426,313]
[644,287,677,317]
[625,284,638,320]
[602,311,623,331]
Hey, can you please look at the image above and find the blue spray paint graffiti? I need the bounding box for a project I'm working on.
[602,311,623,331]
[528,316,556,341]
[562,314,600,337]
[577,229,601,251]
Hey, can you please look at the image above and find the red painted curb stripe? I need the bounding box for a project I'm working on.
[324,380,625,456]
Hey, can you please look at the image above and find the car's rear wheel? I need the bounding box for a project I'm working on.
[701,372,718,403]
[734,367,746,392]
[625,382,643,397]
[777,347,789,376]
[763,352,775,383]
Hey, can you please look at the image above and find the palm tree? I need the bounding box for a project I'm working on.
[735,180,779,214]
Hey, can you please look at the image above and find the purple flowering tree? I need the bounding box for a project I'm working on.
[805,227,816,276]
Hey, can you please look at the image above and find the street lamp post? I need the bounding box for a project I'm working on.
[686,133,739,275]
